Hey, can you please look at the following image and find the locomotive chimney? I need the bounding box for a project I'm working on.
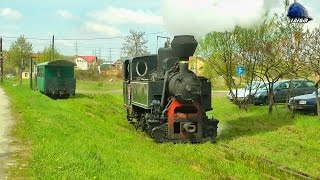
[171,35,198,60]
[171,35,198,73]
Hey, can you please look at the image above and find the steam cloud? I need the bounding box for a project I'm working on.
[161,0,278,36]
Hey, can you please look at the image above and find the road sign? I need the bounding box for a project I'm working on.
[236,66,245,76]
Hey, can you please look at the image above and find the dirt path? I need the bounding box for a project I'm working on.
[0,87,13,179]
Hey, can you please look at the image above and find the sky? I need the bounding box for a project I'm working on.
[0,0,319,62]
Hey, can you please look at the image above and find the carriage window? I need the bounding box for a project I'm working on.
[37,68,44,77]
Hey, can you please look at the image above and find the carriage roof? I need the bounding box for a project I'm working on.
[36,60,76,67]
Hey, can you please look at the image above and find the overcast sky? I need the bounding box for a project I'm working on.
[0,0,319,61]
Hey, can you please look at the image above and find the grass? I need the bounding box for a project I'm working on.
[76,80,122,92]
[1,80,320,179]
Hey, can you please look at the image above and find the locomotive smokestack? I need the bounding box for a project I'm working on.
[157,35,198,75]
[171,35,198,60]
[171,35,198,73]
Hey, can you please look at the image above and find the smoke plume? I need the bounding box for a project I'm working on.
[161,0,278,36]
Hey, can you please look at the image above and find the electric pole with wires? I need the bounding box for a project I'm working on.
[0,37,3,82]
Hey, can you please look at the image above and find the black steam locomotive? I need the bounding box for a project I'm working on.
[123,35,219,143]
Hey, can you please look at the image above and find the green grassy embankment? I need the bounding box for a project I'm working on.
[76,80,122,92]
[1,80,320,179]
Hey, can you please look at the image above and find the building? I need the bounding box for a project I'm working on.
[114,59,124,71]
[32,53,41,59]
[189,56,206,76]
[74,56,97,70]
[21,71,35,79]
[98,61,114,74]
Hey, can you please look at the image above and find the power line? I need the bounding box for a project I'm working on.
[0,31,166,41]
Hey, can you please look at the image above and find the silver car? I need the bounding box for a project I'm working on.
[227,81,268,102]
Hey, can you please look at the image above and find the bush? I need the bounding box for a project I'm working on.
[75,69,99,81]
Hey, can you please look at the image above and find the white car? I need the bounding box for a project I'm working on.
[5,74,14,78]
[226,81,268,102]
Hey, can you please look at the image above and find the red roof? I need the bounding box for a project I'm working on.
[78,56,97,63]
[32,53,41,58]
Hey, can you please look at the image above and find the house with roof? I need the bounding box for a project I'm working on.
[189,56,205,76]
[74,56,97,70]
[114,59,124,70]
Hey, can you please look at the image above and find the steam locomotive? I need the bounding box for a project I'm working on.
[123,35,219,143]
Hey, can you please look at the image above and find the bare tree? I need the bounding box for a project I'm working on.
[250,18,291,114]
[197,29,256,109]
[304,27,320,116]
[274,5,309,93]
[122,29,149,58]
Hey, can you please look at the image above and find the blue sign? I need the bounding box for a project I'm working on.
[287,2,312,23]
[236,66,245,76]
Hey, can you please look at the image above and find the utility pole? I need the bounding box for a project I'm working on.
[30,57,33,89]
[109,48,112,62]
[51,35,54,61]
[0,37,3,82]
[75,42,78,57]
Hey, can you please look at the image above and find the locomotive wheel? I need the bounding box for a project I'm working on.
[126,109,131,121]
[151,127,166,143]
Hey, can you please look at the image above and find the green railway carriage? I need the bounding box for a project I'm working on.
[36,60,76,98]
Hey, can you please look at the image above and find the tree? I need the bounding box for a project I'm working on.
[273,2,315,116]
[37,47,65,64]
[122,29,149,58]
[6,35,33,83]
[197,30,253,109]
[304,27,320,116]
[253,18,290,114]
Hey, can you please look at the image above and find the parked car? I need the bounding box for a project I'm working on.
[252,80,315,105]
[226,81,268,102]
[5,74,14,78]
[287,88,320,114]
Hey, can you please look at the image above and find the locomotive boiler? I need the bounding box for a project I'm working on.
[123,35,219,143]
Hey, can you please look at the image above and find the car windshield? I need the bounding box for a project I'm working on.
[258,83,268,89]
[245,81,263,90]
[312,88,320,95]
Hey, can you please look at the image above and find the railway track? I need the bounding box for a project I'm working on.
[219,143,319,180]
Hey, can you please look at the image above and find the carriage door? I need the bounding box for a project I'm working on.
[56,66,65,87]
